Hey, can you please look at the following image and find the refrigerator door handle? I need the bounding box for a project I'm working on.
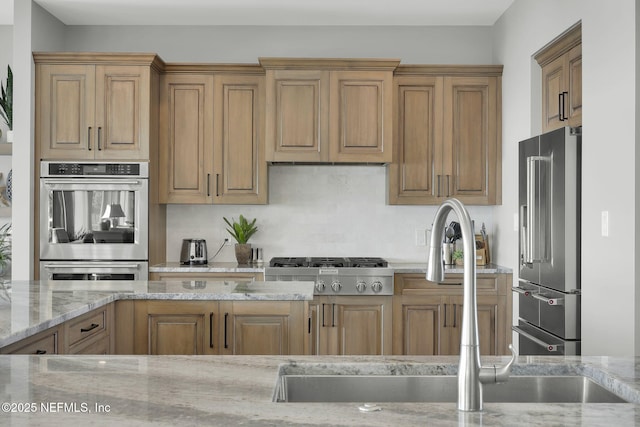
[512,325,562,352]
[525,156,547,264]
[532,293,564,306]
[511,286,533,297]
[519,204,530,266]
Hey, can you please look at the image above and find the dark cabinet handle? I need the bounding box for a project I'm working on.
[224,313,229,349]
[331,304,336,327]
[207,173,211,197]
[97,127,102,150]
[35,350,47,355]
[88,127,92,151]
[308,317,311,334]
[443,304,448,327]
[321,304,326,327]
[216,174,220,197]
[209,312,214,349]
[80,323,99,333]
[453,304,457,328]
[562,91,568,121]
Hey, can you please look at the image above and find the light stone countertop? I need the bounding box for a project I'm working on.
[0,354,639,426]
[151,261,513,274]
[0,280,314,348]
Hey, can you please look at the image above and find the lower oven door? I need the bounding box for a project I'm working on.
[40,261,148,280]
[513,320,580,356]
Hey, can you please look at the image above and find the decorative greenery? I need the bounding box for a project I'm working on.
[452,250,464,261]
[223,215,257,244]
[0,223,11,272]
[0,65,11,130]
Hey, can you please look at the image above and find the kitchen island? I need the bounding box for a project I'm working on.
[0,353,639,426]
[0,280,314,349]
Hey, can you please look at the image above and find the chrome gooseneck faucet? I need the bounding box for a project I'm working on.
[426,198,516,412]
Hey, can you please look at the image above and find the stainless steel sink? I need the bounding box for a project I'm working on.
[274,375,628,403]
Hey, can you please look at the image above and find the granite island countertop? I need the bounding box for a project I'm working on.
[0,354,639,426]
[0,280,314,348]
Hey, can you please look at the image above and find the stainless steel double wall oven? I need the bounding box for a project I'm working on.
[39,161,149,280]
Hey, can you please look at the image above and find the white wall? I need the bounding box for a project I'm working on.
[493,0,637,356]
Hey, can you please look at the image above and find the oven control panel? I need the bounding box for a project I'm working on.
[41,161,149,178]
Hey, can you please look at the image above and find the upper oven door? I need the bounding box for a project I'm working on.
[39,176,148,260]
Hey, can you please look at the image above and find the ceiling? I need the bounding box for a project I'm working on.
[1,0,514,26]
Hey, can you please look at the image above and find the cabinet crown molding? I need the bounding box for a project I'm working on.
[534,22,581,67]
[395,65,503,76]
[259,57,400,71]
[33,52,165,71]
[163,63,265,75]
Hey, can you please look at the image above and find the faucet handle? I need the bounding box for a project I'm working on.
[480,344,517,384]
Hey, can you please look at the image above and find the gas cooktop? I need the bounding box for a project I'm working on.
[269,257,388,268]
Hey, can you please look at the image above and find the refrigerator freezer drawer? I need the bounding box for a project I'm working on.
[513,320,580,356]
[513,281,581,340]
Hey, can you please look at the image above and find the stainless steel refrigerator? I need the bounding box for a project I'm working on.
[513,126,581,355]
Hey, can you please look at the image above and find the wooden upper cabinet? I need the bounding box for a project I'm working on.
[159,73,213,204]
[264,69,329,162]
[443,76,500,204]
[389,67,502,205]
[213,74,267,204]
[159,68,267,205]
[536,22,582,132]
[35,53,160,160]
[329,70,393,163]
[261,58,399,163]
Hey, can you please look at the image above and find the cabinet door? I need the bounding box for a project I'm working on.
[392,295,444,355]
[37,64,95,160]
[329,71,393,163]
[213,75,267,204]
[94,65,150,160]
[566,44,582,127]
[447,295,502,356]
[541,55,566,132]
[265,69,329,162]
[159,74,214,203]
[331,296,392,355]
[134,301,217,355]
[221,301,304,355]
[443,76,500,205]
[389,76,443,204]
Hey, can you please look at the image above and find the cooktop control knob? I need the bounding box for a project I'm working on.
[371,281,383,293]
[331,280,342,293]
[315,280,326,293]
[356,281,367,293]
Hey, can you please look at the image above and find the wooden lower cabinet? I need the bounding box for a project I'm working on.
[219,301,305,355]
[133,300,306,355]
[1,326,60,355]
[309,296,392,355]
[393,273,511,356]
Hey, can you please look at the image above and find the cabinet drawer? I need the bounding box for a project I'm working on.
[68,334,110,355]
[1,328,59,355]
[395,273,504,295]
[66,307,109,347]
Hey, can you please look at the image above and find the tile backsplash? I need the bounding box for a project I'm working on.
[165,165,494,263]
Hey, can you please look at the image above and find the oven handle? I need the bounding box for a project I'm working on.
[512,325,562,352]
[43,263,142,270]
[43,179,143,186]
[511,286,535,297]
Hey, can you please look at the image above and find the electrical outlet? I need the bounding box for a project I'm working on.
[601,211,609,237]
[415,228,426,246]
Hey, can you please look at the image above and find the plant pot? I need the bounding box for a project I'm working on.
[234,243,252,265]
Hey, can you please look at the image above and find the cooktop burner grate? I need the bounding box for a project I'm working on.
[269,257,388,268]
[269,257,309,268]
[348,257,388,268]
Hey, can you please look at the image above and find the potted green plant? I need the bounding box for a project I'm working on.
[0,65,12,143]
[223,215,257,264]
[0,223,11,277]
[452,250,464,266]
